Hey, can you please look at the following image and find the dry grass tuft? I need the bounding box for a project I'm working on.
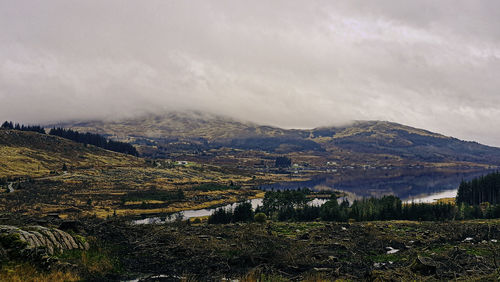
[0,263,79,282]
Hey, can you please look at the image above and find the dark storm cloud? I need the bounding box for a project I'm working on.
[1,1,500,145]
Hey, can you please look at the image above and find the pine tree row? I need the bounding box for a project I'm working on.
[48,127,138,156]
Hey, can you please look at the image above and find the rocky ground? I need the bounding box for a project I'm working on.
[3,215,498,281]
[1,215,499,281]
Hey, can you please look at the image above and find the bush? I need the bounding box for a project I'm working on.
[254,213,267,223]
[208,208,232,224]
[233,202,254,222]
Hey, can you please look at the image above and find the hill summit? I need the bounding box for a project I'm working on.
[54,111,500,167]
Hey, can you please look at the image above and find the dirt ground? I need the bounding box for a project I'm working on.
[49,217,498,281]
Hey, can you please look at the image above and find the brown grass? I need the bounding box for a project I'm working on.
[0,263,79,282]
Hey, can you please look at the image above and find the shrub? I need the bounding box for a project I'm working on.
[254,212,267,223]
[208,208,232,224]
[233,202,254,222]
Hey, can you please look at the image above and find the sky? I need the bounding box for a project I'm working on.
[1,1,500,146]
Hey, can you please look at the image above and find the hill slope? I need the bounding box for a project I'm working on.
[54,112,500,166]
[0,127,290,219]
[0,129,139,178]
[311,121,500,164]
[57,112,290,141]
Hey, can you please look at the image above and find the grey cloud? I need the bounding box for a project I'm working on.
[1,0,500,146]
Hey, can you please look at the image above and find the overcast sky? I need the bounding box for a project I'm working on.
[1,1,500,146]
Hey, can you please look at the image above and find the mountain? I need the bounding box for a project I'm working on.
[53,111,500,167]
[56,112,290,141]
[0,128,139,178]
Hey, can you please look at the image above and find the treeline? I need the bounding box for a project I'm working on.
[260,189,311,213]
[275,156,292,168]
[1,121,45,134]
[208,202,254,224]
[49,127,138,156]
[457,171,500,205]
[209,172,500,224]
[263,193,467,222]
[208,190,500,224]
[349,197,463,221]
[1,120,138,156]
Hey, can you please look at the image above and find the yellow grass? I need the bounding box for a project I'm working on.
[124,200,166,205]
[436,197,456,204]
[0,263,79,282]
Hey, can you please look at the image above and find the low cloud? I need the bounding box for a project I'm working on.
[1,1,500,146]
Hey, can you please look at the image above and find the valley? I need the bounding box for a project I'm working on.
[3,113,498,220]
[1,114,500,281]
[0,128,301,219]
[3,2,500,280]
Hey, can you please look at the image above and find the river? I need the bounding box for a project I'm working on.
[132,198,329,225]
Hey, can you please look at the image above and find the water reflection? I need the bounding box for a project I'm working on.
[132,198,328,225]
[133,168,491,225]
[261,168,491,202]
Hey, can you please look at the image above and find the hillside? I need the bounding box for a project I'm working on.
[312,121,500,164]
[0,129,140,178]
[56,112,290,141]
[0,128,294,219]
[55,112,500,166]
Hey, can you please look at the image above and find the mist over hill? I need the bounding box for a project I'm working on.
[53,111,500,166]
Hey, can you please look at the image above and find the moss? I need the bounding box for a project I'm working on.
[0,233,27,250]
[425,244,452,255]
[369,253,405,263]
[464,246,493,256]
[57,244,124,276]
[73,234,87,245]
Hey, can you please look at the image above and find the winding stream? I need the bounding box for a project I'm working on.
[133,168,491,225]
[132,198,328,225]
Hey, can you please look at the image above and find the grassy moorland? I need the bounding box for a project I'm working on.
[0,129,300,219]
[0,129,140,179]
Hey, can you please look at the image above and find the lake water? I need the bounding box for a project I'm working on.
[260,168,491,202]
[133,168,491,225]
[132,198,328,225]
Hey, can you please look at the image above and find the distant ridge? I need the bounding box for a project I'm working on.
[53,111,500,166]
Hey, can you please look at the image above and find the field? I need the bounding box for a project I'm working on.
[0,163,299,219]
[0,129,305,219]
